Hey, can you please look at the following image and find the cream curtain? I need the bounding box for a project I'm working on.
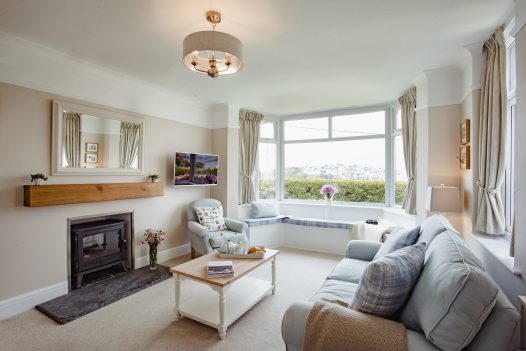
[64,112,81,168]
[476,28,507,235]
[399,87,417,215]
[239,110,263,204]
[119,121,140,168]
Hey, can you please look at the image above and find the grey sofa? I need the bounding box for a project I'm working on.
[187,198,249,257]
[282,215,520,351]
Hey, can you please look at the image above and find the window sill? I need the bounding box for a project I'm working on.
[470,233,520,276]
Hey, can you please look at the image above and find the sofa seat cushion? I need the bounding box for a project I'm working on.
[374,226,421,259]
[401,231,498,351]
[310,279,358,306]
[208,230,248,248]
[327,258,370,284]
[350,242,426,317]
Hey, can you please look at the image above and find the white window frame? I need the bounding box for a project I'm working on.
[276,105,393,206]
[256,119,279,201]
[390,104,403,208]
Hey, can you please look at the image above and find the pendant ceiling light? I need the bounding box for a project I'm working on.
[182,11,243,79]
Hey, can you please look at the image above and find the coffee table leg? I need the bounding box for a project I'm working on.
[218,288,227,339]
[272,256,277,295]
[174,274,182,320]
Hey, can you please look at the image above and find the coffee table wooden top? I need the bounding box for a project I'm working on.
[170,249,279,287]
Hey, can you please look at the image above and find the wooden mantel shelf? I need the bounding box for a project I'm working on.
[23,182,164,207]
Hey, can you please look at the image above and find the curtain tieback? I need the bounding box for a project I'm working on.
[240,173,251,179]
[407,177,416,181]
[476,180,498,194]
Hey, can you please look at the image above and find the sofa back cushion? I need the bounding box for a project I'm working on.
[350,242,426,317]
[401,231,498,351]
[417,214,458,245]
[373,226,420,259]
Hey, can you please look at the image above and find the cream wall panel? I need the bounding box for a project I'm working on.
[0,82,212,301]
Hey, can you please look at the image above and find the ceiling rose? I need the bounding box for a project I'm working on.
[182,10,243,79]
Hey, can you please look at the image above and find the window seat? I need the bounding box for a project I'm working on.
[242,215,353,230]
[241,215,366,255]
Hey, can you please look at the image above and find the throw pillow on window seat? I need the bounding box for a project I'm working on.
[250,202,279,219]
[350,242,426,317]
[195,206,228,231]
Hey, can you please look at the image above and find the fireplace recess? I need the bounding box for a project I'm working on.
[71,219,128,288]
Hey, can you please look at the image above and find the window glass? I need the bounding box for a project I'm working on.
[284,117,328,141]
[284,139,385,203]
[332,111,385,138]
[394,134,407,205]
[258,143,277,199]
[395,108,402,130]
[260,121,274,139]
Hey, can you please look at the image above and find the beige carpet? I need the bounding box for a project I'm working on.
[0,248,341,351]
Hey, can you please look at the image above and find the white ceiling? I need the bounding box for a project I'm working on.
[0,0,513,116]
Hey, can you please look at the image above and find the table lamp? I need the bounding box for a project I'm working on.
[425,184,462,215]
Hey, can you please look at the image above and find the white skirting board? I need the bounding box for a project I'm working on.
[0,242,191,321]
[0,281,68,321]
[134,243,191,268]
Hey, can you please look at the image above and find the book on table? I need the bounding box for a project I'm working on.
[206,260,234,278]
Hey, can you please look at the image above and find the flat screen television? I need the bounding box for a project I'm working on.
[174,152,219,186]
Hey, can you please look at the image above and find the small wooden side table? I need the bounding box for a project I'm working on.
[520,295,526,350]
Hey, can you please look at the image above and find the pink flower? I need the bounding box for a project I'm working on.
[320,184,338,196]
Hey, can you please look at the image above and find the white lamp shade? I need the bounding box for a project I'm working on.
[425,185,462,213]
[182,31,243,75]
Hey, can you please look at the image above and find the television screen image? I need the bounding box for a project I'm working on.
[174,152,219,186]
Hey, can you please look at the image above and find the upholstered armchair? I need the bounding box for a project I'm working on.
[187,198,249,258]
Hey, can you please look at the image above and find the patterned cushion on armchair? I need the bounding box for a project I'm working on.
[195,206,227,231]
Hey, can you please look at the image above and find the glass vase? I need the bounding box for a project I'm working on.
[325,194,333,205]
[149,244,158,269]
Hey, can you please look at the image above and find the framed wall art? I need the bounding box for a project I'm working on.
[460,144,470,170]
[86,142,98,152]
[460,119,470,145]
[85,153,98,163]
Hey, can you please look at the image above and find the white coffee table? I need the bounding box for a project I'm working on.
[170,249,279,339]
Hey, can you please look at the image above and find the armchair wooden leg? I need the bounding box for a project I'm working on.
[191,247,196,259]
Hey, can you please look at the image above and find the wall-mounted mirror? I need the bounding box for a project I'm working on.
[52,100,145,175]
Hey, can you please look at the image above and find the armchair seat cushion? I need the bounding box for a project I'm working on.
[209,230,248,248]
[327,258,369,284]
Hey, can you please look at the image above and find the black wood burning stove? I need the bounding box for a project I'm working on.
[71,219,128,288]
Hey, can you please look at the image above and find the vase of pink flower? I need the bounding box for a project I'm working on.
[141,228,165,269]
[320,184,338,205]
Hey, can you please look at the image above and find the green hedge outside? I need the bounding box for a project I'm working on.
[259,178,407,204]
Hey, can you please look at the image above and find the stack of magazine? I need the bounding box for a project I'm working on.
[206,261,234,278]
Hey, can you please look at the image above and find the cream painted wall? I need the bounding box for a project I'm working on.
[211,128,228,212]
[414,106,462,229]
[415,108,429,224]
[459,90,481,235]
[0,82,212,300]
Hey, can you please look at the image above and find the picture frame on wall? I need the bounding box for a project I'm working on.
[460,145,470,169]
[85,153,98,163]
[460,119,470,145]
[86,142,98,152]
